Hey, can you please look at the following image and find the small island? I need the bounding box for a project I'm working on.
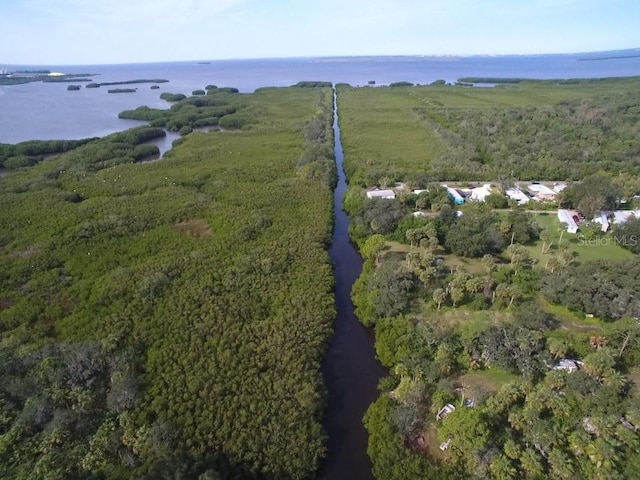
[67,85,81,91]
[107,88,137,93]
[86,79,169,88]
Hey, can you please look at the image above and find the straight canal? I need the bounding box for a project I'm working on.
[317,88,387,480]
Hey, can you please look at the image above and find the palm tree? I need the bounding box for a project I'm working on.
[433,288,447,310]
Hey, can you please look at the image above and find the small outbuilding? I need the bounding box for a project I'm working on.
[436,403,456,420]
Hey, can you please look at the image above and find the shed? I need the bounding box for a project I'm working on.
[436,403,455,420]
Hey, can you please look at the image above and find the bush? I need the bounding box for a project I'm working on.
[160,92,187,102]
[218,115,246,129]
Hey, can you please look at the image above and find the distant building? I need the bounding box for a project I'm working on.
[613,210,640,224]
[470,184,494,202]
[366,189,395,200]
[553,182,567,193]
[558,209,579,233]
[527,183,557,201]
[553,359,580,373]
[506,187,530,205]
[442,185,465,205]
[593,212,610,232]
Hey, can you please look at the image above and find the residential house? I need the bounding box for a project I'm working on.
[558,209,579,233]
[506,187,530,205]
[527,183,557,201]
[553,359,581,373]
[366,189,395,200]
[593,211,610,232]
[470,183,494,202]
[442,185,465,205]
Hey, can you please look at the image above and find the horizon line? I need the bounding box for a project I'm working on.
[2,46,640,68]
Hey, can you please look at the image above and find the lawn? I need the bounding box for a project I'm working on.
[456,368,521,394]
[526,212,634,264]
[385,241,488,275]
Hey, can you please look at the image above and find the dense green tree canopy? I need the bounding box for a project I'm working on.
[0,87,336,479]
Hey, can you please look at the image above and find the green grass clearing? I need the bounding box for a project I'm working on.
[527,212,634,265]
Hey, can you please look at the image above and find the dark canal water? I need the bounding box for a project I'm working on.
[317,89,387,480]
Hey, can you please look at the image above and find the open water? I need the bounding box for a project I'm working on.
[2,51,640,143]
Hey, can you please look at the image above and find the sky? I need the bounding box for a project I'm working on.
[1,0,639,65]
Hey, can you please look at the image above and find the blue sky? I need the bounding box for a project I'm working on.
[1,0,639,65]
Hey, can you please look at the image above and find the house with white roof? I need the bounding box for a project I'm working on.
[527,183,557,201]
[366,189,395,200]
[558,209,579,233]
[553,182,567,193]
[593,212,610,232]
[506,187,530,205]
[553,359,581,373]
[613,210,640,224]
[470,184,494,202]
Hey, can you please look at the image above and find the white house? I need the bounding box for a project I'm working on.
[553,182,567,193]
[470,184,494,202]
[366,189,395,200]
[527,183,557,201]
[593,211,610,232]
[553,359,580,373]
[613,210,640,224]
[558,209,579,233]
[506,187,530,205]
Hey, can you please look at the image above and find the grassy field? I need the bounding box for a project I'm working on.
[525,212,634,264]
[337,87,446,183]
[337,77,640,183]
